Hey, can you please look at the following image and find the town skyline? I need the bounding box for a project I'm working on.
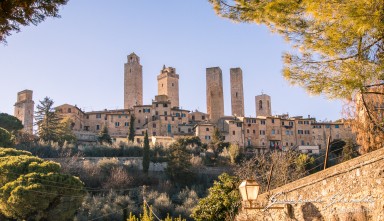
[0,1,343,121]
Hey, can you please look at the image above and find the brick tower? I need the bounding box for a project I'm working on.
[230,68,244,117]
[157,65,179,108]
[255,93,272,117]
[206,67,224,122]
[124,52,143,109]
[14,90,34,134]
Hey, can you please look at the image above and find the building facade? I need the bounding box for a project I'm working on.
[157,66,180,108]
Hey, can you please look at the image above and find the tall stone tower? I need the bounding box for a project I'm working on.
[206,67,224,122]
[157,65,179,108]
[255,94,272,117]
[230,68,244,117]
[124,52,143,109]
[14,90,34,134]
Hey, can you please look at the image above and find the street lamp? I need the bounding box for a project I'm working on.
[238,180,261,209]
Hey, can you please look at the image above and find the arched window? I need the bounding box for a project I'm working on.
[259,100,263,109]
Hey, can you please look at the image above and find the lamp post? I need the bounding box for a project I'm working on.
[238,179,284,210]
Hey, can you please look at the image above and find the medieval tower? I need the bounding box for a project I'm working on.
[206,67,224,122]
[157,65,179,108]
[124,52,143,109]
[255,93,272,117]
[230,68,244,117]
[14,90,34,134]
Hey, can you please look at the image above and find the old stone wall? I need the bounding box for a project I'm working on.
[236,148,384,221]
[230,68,244,117]
[206,67,224,123]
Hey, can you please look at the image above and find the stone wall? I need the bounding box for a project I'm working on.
[237,148,384,221]
[206,67,224,123]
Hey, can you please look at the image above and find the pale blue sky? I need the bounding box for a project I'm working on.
[0,1,343,121]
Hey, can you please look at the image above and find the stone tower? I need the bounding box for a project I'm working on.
[255,94,272,117]
[157,65,179,108]
[230,68,244,117]
[124,52,143,109]
[206,67,224,122]
[14,90,34,134]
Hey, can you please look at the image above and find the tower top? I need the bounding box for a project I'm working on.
[157,66,179,80]
[127,52,140,64]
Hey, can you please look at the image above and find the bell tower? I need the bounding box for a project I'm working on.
[14,90,34,134]
[124,52,143,109]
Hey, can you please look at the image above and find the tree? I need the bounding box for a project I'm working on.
[128,115,136,142]
[0,147,85,220]
[228,143,240,164]
[57,117,77,146]
[0,127,14,147]
[166,138,196,186]
[0,113,23,133]
[35,97,61,142]
[0,0,68,43]
[329,139,347,156]
[208,0,384,150]
[98,125,112,145]
[191,173,240,221]
[142,131,150,174]
[341,139,359,162]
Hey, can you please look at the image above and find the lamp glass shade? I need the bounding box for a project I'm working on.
[239,180,260,201]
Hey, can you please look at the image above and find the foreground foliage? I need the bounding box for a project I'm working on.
[0,147,85,220]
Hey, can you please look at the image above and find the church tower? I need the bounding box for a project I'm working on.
[157,65,179,108]
[255,93,272,117]
[14,90,34,134]
[230,68,244,117]
[206,67,224,122]
[124,53,143,109]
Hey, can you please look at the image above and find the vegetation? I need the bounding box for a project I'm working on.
[0,147,85,220]
[191,173,240,221]
[0,113,23,132]
[57,117,77,146]
[35,97,61,142]
[98,125,112,145]
[143,131,150,173]
[0,0,68,43]
[208,0,384,152]
[129,115,136,142]
[0,127,13,147]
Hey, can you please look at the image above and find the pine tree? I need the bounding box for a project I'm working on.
[35,97,61,142]
[142,131,150,174]
[128,115,135,142]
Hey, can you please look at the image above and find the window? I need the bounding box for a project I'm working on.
[172,83,174,86]
[139,110,142,113]
[202,116,205,120]
[176,113,180,117]
[236,92,238,98]
[259,100,263,109]
[118,115,121,118]
[164,111,168,115]
[155,111,159,116]
[165,116,168,120]
[205,135,211,140]
[325,125,330,128]
[304,130,310,134]
[272,119,275,124]
[291,143,293,146]
[153,132,156,136]
[285,130,290,135]
[232,131,235,135]
[298,121,303,124]
[125,122,129,127]
[289,121,294,126]
[261,120,266,125]
[259,130,265,135]
[253,130,256,134]
[282,121,285,126]
[206,128,209,131]
[115,122,120,127]
[301,140,305,145]
[153,123,156,128]
[172,117,174,121]
[247,129,250,134]
[181,113,186,117]
[96,125,100,130]
[96,114,101,119]
[138,119,141,123]
[271,129,275,134]
[68,108,71,113]
[335,125,340,128]
[192,116,195,120]
[163,103,168,107]
[298,130,304,134]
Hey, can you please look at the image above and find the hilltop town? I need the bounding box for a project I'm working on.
[14,52,355,152]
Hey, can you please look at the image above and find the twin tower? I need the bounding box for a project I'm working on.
[123,53,271,122]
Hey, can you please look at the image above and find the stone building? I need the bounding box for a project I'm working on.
[14,89,34,134]
[255,94,271,117]
[48,53,355,151]
[157,66,179,108]
[124,52,143,109]
[230,68,244,117]
[206,67,224,123]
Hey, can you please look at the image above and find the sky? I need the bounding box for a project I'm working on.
[0,1,344,121]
